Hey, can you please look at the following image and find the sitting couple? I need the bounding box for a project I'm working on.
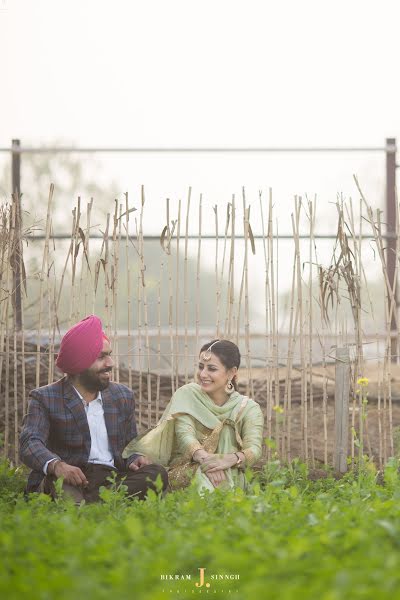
[20,315,264,502]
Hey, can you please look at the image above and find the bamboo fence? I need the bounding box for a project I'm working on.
[0,184,399,470]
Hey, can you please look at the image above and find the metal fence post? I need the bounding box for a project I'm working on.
[334,347,350,473]
[386,137,398,362]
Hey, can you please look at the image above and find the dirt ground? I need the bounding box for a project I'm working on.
[242,363,400,467]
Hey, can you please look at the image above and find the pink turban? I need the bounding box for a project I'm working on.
[56,315,106,374]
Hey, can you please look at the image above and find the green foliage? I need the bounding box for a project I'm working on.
[2,464,400,599]
[0,458,27,502]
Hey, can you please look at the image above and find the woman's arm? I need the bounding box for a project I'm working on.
[174,413,206,461]
[240,403,264,466]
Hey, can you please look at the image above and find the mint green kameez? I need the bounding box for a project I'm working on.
[123,383,264,493]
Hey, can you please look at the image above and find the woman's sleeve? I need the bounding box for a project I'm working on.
[240,403,264,466]
[174,414,203,460]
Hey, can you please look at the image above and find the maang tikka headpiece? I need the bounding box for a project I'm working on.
[201,340,220,361]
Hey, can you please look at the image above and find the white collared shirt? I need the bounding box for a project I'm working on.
[43,389,115,474]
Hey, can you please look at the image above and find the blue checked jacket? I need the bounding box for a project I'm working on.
[20,377,140,492]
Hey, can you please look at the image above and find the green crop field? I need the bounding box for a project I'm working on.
[2,459,400,600]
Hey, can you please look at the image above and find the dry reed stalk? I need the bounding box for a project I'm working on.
[175,199,181,390]
[13,321,18,461]
[113,201,122,383]
[292,198,308,461]
[102,213,111,337]
[259,191,270,458]
[383,340,388,464]
[322,342,329,465]
[18,208,27,416]
[135,213,143,426]
[10,200,19,461]
[0,207,8,399]
[282,243,299,462]
[376,209,395,456]
[69,198,82,325]
[125,192,133,390]
[225,195,236,338]
[194,194,202,375]
[269,194,281,455]
[241,191,252,396]
[346,198,368,462]
[377,337,383,469]
[36,185,54,388]
[80,199,93,316]
[307,198,316,467]
[139,187,152,427]
[183,188,191,382]
[46,223,56,385]
[155,264,163,422]
[219,203,231,338]
[2,205,12,457]
[214,204,221,339]
[166,198,175,395]
[236,194,247,347]
[56,208,77,317]
[354,177,399,333]
[48,217,59,385]
[4,292,10,458]
[265,193,274,460]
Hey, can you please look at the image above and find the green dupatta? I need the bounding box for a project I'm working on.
[123,382,257,492]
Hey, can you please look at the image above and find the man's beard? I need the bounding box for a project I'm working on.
[78,368,111,392]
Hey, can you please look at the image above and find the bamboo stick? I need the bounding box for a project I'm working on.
[259,191,269,458]
[36,185,54,388]
[292,197,308,461]
[156,262,163,422]
[225,195,235,338]
[242,192,253,398]
[220,203,231,338]
[308,199,315,467]
[139,187,152,428]
[69,198,82,325]
[194,194,202,374]
[214,204,220,340]
[183,188,191,382]
[125,192,133,391]
[135,212,143,427]
[175,199,181,390]
[166,198,175,395]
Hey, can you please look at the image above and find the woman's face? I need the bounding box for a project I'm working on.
[197,352,237,397]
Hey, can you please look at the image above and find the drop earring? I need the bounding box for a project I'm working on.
[225,379,234,394]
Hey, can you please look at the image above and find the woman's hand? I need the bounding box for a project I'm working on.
[192,449,211,463]
[200,453,237,473]
[206,469,227,487]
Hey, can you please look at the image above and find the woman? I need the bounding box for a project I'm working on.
[123,339,264,492]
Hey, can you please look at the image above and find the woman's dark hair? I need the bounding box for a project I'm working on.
[199,339,241,390]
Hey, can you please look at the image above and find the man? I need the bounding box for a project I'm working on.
[20,315,168,503]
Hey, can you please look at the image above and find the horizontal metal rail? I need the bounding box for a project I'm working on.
[0,146,395,154]
[25,233,397,240]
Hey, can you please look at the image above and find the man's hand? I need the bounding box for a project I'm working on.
[53,461,89,487]
[206,469,227,487]
[128,455,153,471]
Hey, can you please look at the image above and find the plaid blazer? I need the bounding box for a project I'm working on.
[20,377,139,492]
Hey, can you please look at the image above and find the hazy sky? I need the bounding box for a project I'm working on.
[0,0,399,231]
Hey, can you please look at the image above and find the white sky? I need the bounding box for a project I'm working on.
[0,0,399,232]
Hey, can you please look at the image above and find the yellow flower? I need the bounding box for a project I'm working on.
[357,377,369,387]
[272,405,284,414]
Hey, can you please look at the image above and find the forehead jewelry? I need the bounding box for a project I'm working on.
[201,340,220,361]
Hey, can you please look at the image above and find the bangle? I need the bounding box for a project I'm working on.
[234,452,243,468]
